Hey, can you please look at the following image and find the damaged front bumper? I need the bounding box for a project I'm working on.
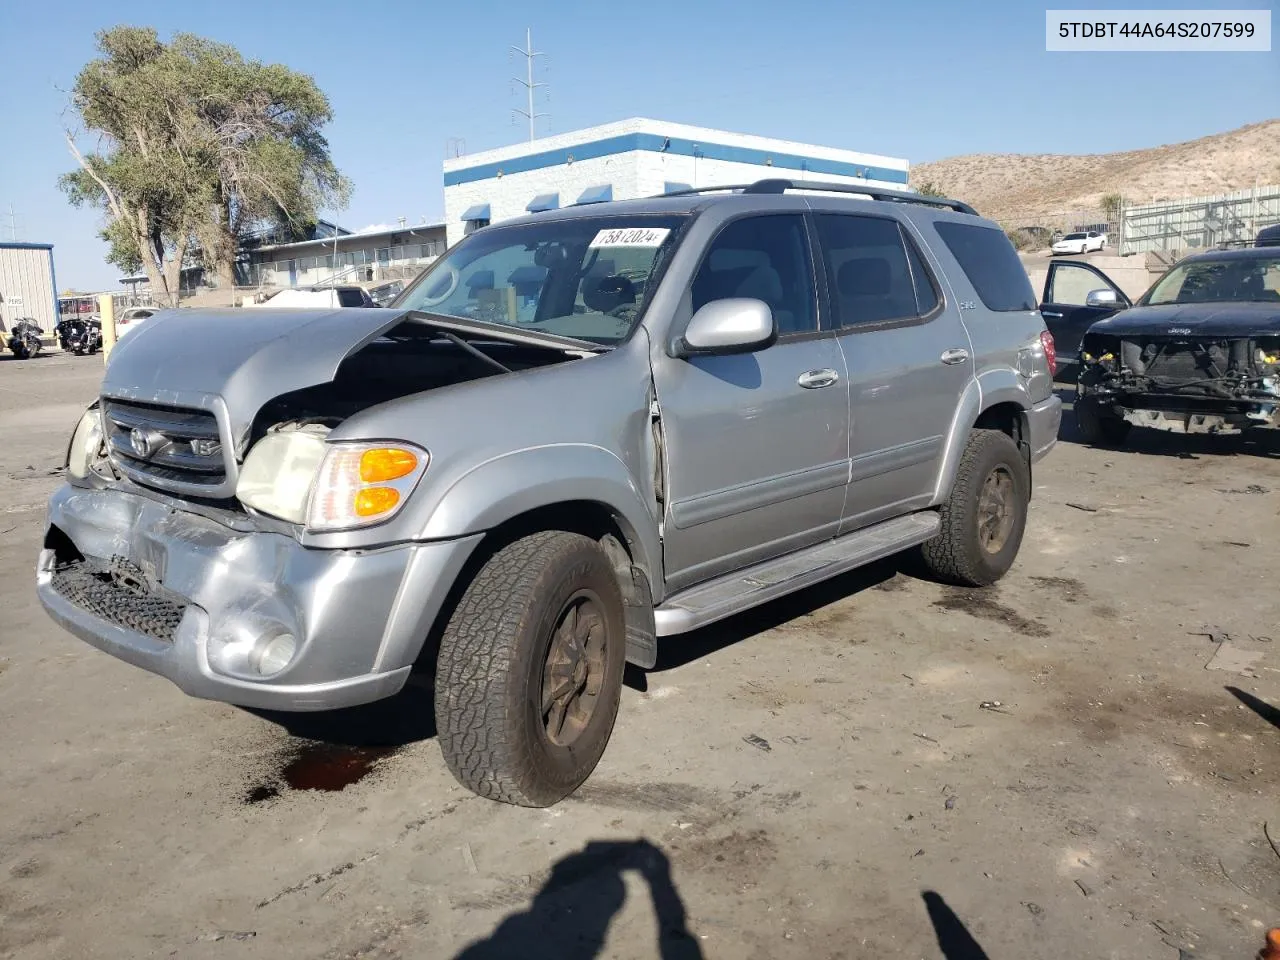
[1078,378,1280,434]
[1117,405,1280,434]
[1077,334,1280,435]
[36,484,480,711]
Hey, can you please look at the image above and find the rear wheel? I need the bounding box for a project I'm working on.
[920,429,1029,587]
[1075,397,1131,446]
[434,531,626,807]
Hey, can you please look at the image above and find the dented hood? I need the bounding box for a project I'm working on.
[101,307,410,452]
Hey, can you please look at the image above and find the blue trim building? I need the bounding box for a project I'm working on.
[443,118,911,245]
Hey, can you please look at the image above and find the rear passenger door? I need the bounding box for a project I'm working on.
[813,212,974,532]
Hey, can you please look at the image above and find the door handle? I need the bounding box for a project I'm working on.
[1041,310,1064,318]
[939,348,970,365]
[797,368,839,389]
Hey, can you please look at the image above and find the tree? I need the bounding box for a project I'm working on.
[60,28,207,305]
[914,180,946,198]
[61,27,349,303]
[174,33,350,289]
[1101,193,1123,224]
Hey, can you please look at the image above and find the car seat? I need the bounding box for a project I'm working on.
[837,256,902,322]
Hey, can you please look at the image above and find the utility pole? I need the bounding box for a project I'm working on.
[510,28,547,142]
[7,206,16,242]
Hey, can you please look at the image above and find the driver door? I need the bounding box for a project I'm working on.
[1040,260,1130,365]
[654,214,850,592]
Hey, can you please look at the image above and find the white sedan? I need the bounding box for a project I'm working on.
[115,306,158,338]
[1052,231,1108,255]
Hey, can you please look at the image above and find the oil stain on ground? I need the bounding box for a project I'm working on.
[244,741,399,804]
[933,587,1051,638]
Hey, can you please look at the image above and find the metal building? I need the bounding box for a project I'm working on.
[0,241,58,336]
[1119,185,1280,255]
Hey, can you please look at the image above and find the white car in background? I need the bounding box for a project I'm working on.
[115,306,158,338]
[243,286,376,309]
[1052,231,1107,256]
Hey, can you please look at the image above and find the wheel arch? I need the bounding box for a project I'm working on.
[933,378,1034,504]
[416,445,661,669]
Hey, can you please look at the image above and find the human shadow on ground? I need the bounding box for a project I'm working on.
[1226,685,1280,731]
[922,890,990,960]
[453,838,703,960]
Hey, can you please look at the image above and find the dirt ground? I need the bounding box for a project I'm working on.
[1,351,1278,960]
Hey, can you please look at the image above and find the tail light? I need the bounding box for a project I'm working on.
[1039,330,1057,378]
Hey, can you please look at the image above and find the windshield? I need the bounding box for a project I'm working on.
[1062,233,1086,241]
[1143,255,1280,305]
[395,215,687,344]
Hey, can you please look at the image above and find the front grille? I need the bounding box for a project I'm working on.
[50,557,187,644]
[102,399,227,489]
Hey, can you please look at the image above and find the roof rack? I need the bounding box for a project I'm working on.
[658,178,978,216]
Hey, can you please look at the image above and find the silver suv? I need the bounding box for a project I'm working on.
[38,180,1061,806]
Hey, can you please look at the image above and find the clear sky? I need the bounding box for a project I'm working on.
[1,0,1276,290]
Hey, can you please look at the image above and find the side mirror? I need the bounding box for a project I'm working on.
[677,298,776,356]
[1085,288,1119,308]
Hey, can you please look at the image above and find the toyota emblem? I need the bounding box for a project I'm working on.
[129,427,155,458]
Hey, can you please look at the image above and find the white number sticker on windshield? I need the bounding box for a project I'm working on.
[588,227,671,249]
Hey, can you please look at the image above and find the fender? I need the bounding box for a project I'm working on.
[419,443,663,594]
[932,371,1032,504]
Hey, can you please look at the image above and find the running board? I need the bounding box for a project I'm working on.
[653,511,940,636]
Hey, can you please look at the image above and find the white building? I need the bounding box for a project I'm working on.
[443,118,911,246]
[0,241,59,335]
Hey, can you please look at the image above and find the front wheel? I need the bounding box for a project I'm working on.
[920,429,1029,587]
[434,531,626,806]
[1075,397,1131,446]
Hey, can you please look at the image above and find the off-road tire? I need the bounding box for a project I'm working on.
[434,531,626,807]
[1075,397,1131,447]
[920,429,1029,587]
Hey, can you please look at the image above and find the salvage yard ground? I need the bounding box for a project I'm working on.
[1,352,1278,960]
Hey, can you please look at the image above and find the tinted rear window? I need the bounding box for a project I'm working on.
[337,289,365,307]
[933,222,1036,312]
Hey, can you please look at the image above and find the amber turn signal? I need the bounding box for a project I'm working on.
[354,486,400,517]
[360,448,419,483]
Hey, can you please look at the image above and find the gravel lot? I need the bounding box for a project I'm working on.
[1,351,1278,960]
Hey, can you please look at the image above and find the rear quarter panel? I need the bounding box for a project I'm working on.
[907,210,1055,499]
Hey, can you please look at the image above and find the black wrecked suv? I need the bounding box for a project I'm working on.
[1041,245,1280,445]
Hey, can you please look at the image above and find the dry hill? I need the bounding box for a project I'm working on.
[912,119,1280,224]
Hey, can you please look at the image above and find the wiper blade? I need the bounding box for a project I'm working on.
[403,310,607,353]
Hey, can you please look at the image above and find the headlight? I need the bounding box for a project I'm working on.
[67,405,105,480]
[236,428,330,524]
[235,431,428,531]
[307,442,429,531]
